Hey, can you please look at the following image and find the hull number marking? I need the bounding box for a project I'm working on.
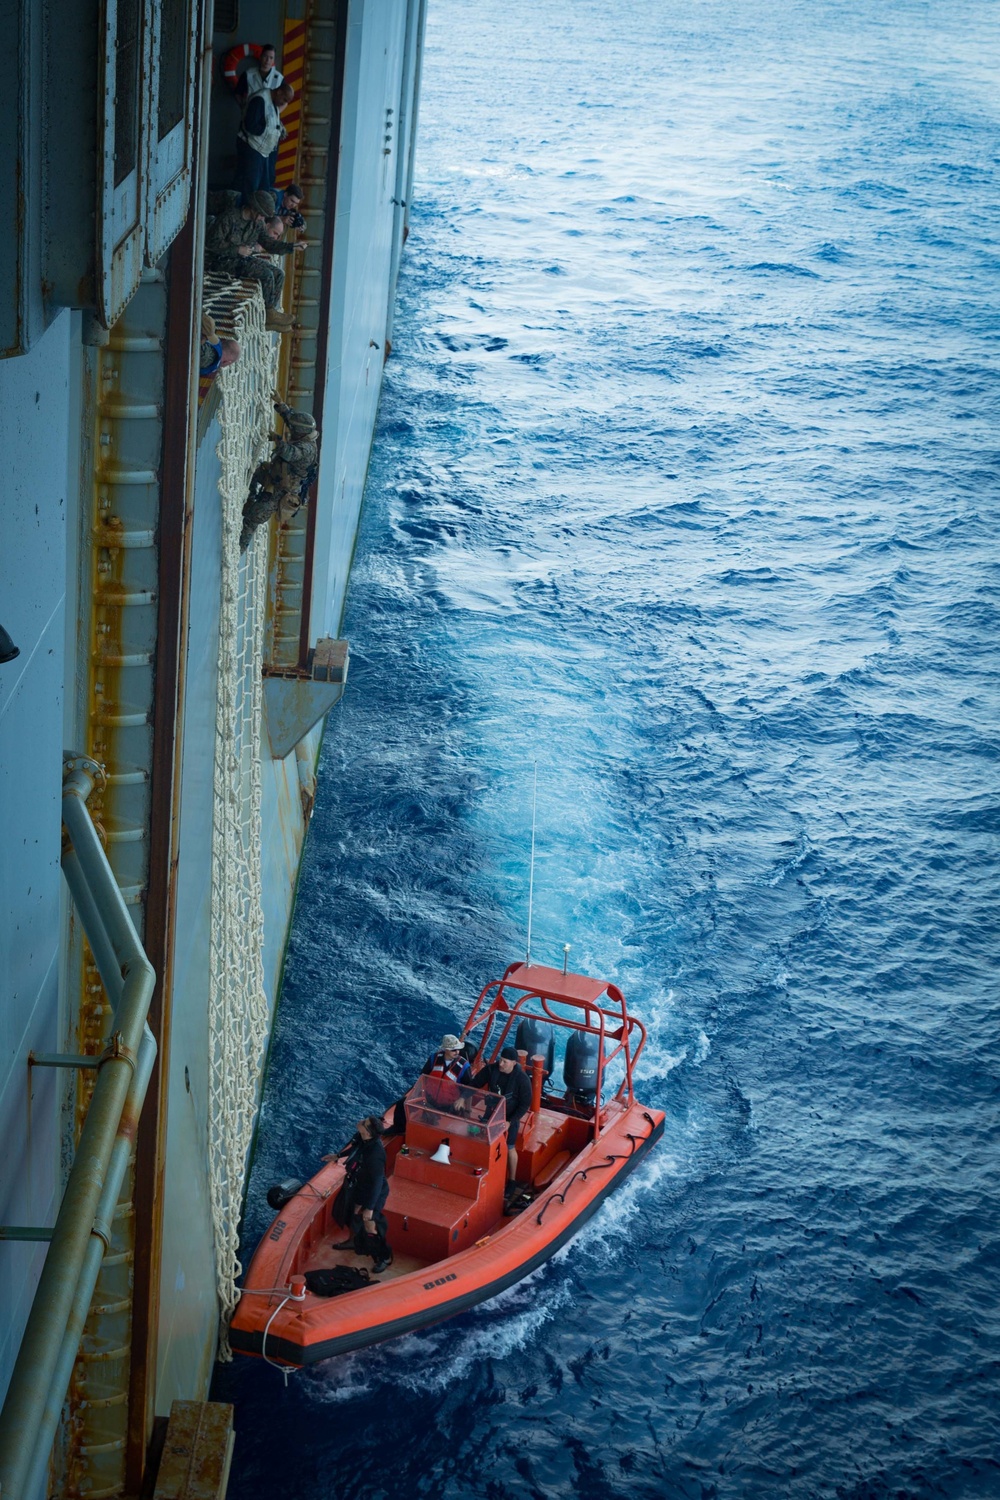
[424,1272,458,1290]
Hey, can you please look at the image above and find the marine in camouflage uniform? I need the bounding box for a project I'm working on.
[204,191,285,310]
[240,401,319,553]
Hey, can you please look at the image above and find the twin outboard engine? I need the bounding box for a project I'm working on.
[266,1178,303,1210]
[563,1030,600,1108]
[515,1018,555,1079]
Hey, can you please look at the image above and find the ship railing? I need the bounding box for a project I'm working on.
[0,756,157,1500]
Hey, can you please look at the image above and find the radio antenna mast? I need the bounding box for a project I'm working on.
[525,761,538,966]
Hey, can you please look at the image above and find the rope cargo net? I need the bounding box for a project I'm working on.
[206,279,279,1357]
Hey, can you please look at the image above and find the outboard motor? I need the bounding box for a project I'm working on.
[515,1018,555,1080]
[266,1178,303,1211]
[563,1030,600,1109]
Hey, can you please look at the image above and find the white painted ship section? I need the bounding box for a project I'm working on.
[312,0,411,638]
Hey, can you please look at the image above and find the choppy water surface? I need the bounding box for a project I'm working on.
[215,2,1000,1494]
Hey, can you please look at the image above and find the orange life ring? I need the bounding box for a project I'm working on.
[220,40,263,92]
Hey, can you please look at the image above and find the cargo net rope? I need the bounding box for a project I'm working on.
[206,277,279,1357]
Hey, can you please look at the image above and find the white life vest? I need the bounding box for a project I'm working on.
[240,87,283,159]
[243,64,285,99]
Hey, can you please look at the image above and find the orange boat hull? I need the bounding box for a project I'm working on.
[230,1102,663,1366]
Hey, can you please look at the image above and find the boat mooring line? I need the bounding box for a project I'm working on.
[260,1291,306,1387]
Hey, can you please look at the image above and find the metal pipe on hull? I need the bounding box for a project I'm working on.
[21,1028,156,1500]
[386,0,424,340]
[0,762,156,1500]
[403,0,429,238]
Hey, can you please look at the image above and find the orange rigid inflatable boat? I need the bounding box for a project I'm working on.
[229,962,664,1367]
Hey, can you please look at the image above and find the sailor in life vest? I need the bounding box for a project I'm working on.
[236,81,294,200]
[236,42,284,102]
[420,1033,471,1110]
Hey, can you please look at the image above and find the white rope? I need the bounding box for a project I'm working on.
[260,1294,304,1387]
[205,281,279,1359]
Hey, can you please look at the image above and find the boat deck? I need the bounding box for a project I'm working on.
[303,1236,430,1285]
[299,1191,543,1285]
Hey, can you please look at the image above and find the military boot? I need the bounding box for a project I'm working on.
[265,308,295,331]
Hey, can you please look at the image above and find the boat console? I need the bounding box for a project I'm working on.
[385,1079,508,1258]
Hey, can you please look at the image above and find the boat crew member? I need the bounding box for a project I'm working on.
[235,42,284,102]
[473,1047,531,1181]
[326,1116,392,1273]
[383,1030,475,1136]
[203,192,294,331]
[421,1033,472,1110]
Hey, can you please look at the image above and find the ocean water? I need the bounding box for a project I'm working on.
[213,2,1000,1495]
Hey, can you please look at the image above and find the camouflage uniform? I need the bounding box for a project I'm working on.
[260,231,299,257]
[204,205,285,309]
[240,402,319,552]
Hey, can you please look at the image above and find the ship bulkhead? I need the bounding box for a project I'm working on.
[0,0,426,1494]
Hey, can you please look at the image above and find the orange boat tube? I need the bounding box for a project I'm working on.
[229,962,664,1367]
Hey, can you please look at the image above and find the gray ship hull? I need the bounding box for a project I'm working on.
[0,0,426,1492]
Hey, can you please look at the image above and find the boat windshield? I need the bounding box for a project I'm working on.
[404,1078,508,1145]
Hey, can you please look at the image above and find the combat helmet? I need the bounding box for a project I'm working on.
[282,405,318,437]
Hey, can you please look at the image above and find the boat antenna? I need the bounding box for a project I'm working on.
[563,943,570,974]
[525,761,538,966]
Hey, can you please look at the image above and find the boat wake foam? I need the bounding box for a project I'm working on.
[308,1272,573,1400]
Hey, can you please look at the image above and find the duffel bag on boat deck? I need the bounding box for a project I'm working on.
[304,1266,373,1297]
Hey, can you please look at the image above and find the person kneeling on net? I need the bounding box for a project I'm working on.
[325,1115,393,1273]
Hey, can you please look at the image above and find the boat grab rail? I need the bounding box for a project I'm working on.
[0,755,157,1500]
[534,1116,659,1226]
[535,1156,620,1225]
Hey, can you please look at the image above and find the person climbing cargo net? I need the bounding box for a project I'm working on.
[240,399,319,552]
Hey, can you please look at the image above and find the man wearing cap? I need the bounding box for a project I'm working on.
[203,192,293,329]
[473,1048,532,1182]
[420,1033,472,1111]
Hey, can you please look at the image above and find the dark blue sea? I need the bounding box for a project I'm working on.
[214,1,1000,1494]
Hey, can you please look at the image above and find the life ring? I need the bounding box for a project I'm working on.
[220,40,263,92]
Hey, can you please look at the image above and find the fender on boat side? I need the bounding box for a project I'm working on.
[228,1113,665,1366]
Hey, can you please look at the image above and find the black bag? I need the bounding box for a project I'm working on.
[332,1181,355,1228]
[304,1265,372,1297]
[354,1212,392,1266]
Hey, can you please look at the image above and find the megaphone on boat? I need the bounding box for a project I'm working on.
[430,1139,451,1164]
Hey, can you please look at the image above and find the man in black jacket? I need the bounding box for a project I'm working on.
[326,1116,392,1272]
[473,1047,532,1182]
